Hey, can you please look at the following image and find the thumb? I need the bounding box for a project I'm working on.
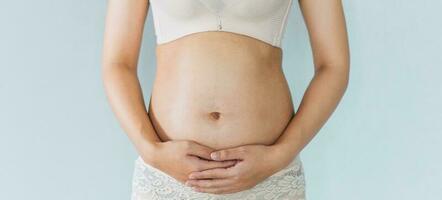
[211,147,246,161]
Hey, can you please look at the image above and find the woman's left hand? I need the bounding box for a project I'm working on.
[185,144,293,194]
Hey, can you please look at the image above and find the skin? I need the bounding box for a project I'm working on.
[102,0,349,195]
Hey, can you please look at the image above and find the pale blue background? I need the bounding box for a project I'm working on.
[1,0,441,199]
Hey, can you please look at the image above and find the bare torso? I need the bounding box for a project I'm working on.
[148,32,294,150]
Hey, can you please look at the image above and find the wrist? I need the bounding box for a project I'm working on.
[137,140,162,165]
[269,143,299,171]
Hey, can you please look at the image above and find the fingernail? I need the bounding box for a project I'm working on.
[211,152,219,160]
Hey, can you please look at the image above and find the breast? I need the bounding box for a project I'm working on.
[150,0,207,18]
[226,0,291,20]
[148,34,295,150]
[150,0,291,19]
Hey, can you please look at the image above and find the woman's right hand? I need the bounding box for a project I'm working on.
[140,140,238,184]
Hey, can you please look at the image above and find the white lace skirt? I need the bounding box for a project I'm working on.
[131,155,306,200]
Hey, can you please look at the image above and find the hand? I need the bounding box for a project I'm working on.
[141,140,238,184]
[185,144,293,194]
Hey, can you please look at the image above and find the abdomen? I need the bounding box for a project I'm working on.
[148,32,295,150]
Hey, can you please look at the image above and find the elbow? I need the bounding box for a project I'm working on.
[336,65,350,91]
[101,62,137,82]
[314,63,350,91]
[101,63,115,85]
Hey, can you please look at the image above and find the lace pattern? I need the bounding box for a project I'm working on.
[131,155,306,200]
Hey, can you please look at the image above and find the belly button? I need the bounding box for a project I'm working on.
[209,111,221,120]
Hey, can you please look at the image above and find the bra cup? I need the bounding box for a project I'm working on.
[198,0,224,14]
[151,0,207,19]
[227,0,288,20]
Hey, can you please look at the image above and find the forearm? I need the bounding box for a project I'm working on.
[274,66,349,157]
[102,64,160,158]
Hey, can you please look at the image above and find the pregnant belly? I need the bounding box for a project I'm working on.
[148,65,294,150]
[147,33,295,150]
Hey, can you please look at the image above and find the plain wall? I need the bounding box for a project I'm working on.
[1,0,441,199]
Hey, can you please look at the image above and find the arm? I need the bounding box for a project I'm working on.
[273,0,350,160]
[101,0,160,161]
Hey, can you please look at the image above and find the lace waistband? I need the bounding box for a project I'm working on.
[132,154,306,200]
[135,153,302,184]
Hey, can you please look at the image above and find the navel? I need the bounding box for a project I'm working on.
[209,111,221,120]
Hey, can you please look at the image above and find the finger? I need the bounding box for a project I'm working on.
[186,178,235,188]
[210,146,247,161]
[195,159,237,171]
[188,167,236,179]
[185,141,214,160]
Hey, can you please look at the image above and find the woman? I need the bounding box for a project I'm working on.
[102,0,349,199]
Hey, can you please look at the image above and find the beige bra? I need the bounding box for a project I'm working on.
[149,0,294,48]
